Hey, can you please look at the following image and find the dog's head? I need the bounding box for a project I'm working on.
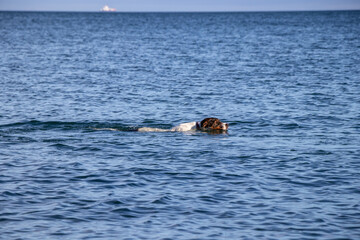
[196,118,229,131]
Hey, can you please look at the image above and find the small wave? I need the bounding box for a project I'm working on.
[50,143,76,150]
[92,128,120,131]
[0,120,137,132]
[0,120,230,134]
[277,122,302,129]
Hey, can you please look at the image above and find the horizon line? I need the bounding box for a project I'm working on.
[1,9,359,13]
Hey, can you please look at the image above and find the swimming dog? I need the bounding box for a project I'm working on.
[138,118,229,132]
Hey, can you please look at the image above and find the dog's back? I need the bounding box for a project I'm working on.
[170,122,197,132]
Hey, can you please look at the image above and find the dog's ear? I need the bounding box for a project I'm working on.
[200,118,212,128]
[200,118,207,128]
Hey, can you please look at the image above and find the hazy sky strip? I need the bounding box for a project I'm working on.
[1,0,360,12]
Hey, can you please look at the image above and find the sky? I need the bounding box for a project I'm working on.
[0,0,360,12]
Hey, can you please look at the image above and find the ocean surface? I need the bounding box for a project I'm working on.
[1,11,360,239]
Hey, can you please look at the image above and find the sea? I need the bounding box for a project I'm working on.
[0,11,360,239]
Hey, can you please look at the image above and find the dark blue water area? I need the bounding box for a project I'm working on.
[1,11,360,239]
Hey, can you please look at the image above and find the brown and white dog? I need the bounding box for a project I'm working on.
[97,118,229,132]
[169,117,229,132]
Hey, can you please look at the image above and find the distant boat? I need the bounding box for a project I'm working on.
[100,5,116,12]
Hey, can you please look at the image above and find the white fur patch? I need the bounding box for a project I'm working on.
[137,127,170,132]
[170,122,197,132]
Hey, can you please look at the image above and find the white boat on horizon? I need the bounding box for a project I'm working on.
[100,5,116,12]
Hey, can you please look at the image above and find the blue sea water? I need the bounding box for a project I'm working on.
[1,11,360,239]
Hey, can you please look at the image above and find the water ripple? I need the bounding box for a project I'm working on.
[1,11,360,240]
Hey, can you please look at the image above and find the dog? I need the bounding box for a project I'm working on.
[138,117,228,132]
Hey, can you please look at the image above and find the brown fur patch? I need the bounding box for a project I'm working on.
[200,118,223,130]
